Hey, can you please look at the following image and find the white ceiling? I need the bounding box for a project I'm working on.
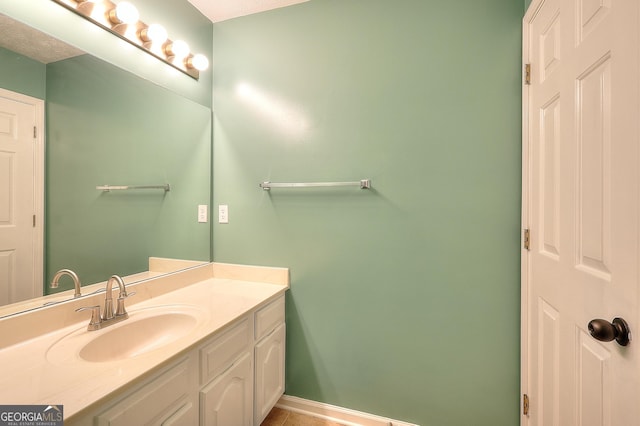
[187,0,308,23]
[0,14,84,64]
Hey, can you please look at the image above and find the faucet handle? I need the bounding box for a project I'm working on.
[115,292,135,317]
[76,305,102,331]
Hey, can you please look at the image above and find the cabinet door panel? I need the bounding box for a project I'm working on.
[200,353,253,426]
[254,323,285,425]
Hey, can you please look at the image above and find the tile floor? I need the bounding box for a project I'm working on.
[260,407,346,426]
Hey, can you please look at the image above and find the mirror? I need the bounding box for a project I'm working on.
[0,13,212,316]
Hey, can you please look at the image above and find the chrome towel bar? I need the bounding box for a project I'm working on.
[96,184,171,192]
[259,179,371,191]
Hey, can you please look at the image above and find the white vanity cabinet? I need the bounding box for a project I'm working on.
[254,296,286,425]
[200,353,253,425]
[93,355,199,426]
[67,295,286,426]
[199,317,253,425]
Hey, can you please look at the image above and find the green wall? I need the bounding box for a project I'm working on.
[45,54,211,289]
[212,0,523,425]
[0,46,46,99]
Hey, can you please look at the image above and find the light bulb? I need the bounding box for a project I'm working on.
[188,54,209,71]
[109,1,139,25]
[166,40,189,59]
[140,23,168,44]
[147,24,168,44]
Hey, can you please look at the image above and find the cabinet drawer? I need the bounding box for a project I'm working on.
[162,402,197,426]
[95,357,192,426]
[255,296,285,340]
[200,318,251,385]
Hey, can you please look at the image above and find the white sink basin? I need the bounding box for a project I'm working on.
[46,305,206,364]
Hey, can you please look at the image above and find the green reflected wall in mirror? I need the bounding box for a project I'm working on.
[0,12,212,310]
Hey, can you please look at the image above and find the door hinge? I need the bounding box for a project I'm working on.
[523,393,530,416]
[524,63,531,85]
[524,229,530,251]
[33,214,36,227]
[33,126,37,138]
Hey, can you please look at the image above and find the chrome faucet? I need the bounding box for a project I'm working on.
[103,275,129,321]
[76,274,134,331]
[50,269,82,298]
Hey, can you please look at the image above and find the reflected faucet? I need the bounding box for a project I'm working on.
[50,269,82,298]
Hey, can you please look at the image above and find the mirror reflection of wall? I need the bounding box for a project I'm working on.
[0,15,212,305]
[46,53,212,289]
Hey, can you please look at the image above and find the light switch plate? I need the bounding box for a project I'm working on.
[218,204,229,224]
[198,205,208,223]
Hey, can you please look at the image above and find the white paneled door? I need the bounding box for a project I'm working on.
[523,0,640,425]
[0,89,43,305]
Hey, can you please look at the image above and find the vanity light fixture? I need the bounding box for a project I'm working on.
[139,23,168,45]
[51,0,209,79]
[165,40,190,59]
[108,1,139,25]
[187,54,210,72]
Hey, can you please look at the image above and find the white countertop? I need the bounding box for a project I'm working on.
[0,262,289,420]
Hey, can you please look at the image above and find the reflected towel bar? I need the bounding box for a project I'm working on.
[97,184,171,192]
[259,179,371,191]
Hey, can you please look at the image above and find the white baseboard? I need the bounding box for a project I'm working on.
[275,395,419,426]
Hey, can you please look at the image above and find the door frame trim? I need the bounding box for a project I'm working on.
[0,88,45,299]
[521,0,544,424]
